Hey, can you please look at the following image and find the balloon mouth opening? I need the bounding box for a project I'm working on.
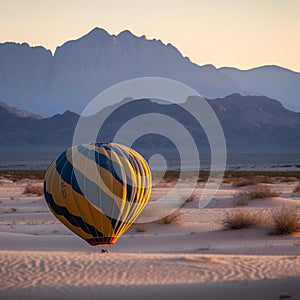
[86,237,118,246]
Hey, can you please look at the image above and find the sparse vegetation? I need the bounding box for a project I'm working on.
[222,172,300,186]
[254,176,274,184]
[231,176,274,187]
[3,170,298,184]
[225,171,300,181]
[23,184,43,196]
[158,210,181,224]
[221,209,260,230]
[236,186,280,201]
[294,184,300,193]
[231,178,256,187]
[280,177,297,183]
[0,170,45,182]
[270,206,300,235]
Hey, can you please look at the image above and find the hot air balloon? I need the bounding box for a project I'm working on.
[44,143,152,246]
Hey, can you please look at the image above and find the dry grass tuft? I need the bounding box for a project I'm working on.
[293,184,300,193]
[237,186,279,201]
[280,177,297,183]
[221,209,260,230]
[254,175,274,184]
[270,206,300,235]
[23,184,44,196]
[158,210,181,224]
[231,176,274,187]
[231,178,256,187]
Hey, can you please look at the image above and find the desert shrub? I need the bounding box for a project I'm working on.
[294,184,300,193]
[221,209,260,230]
[280,177,297,183]
[232,178,256,187]
[158,210,181,224]
[237,186,279,201]
[270,206,300,235]
[254,176,274,184]
[23,184,43,196]
[231,176,275,187]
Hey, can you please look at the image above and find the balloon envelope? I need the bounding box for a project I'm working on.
[44,143,152,246]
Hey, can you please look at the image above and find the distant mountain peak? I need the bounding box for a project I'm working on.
[62,109,78,117]
[83,27,111,40]
[0,100,43,119]
[220,66,300,111]
[89,27,109,34]
[54,27,112,54]
[0,40,52,55]
[117,29,134,37]
[220,64,300,74]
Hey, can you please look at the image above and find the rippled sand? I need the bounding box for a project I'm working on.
[1,251,299,300]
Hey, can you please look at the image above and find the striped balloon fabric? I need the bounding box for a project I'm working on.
[44,143,152,246]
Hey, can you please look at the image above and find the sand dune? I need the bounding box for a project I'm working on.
[1,251,299,300]
[0,176,299,299]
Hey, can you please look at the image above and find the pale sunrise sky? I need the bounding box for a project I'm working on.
[0,0,299,71]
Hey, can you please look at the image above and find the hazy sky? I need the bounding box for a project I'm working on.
[1,0,299,71]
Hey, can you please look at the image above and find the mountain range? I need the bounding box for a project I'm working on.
[0,100,42,119]
[0,28,299,116]
[0,94,299,155]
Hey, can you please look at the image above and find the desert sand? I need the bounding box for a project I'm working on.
[0,175,299,299]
